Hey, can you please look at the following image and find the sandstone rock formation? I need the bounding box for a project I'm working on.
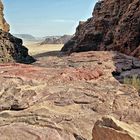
[0,0,9,32]
[0,0,35,63]
[0,31,35,63]
[41,35,72,45]
[0,51,140,139]
[92,116,140,140]
[61,0,140,58]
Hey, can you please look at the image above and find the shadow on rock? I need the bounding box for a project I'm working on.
[112,52,140,95]
[33,51,65,59]
[0,30,35,64]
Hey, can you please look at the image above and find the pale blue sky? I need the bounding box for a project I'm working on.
[3,0,97,37]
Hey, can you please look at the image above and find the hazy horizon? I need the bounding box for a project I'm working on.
[3,0,97,37]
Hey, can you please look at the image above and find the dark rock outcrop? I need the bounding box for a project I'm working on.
[0,30,35,63]
[0,0,35,63]
[41,35,72,45]
[61,0,140,58]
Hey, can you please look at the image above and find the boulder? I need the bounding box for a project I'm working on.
[92,116,140,140]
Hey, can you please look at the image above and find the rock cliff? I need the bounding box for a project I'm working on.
[0,0,35,63]
[0,0,9,32]
[61,0,140,58]
[0,31,35,63]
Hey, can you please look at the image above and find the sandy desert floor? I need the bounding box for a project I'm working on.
[24,41,63,56]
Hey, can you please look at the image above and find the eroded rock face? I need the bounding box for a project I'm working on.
[0,0,35,63]
[92,116,140,140]
[0,51,140,139]
[0,0,10,32]
[61,0,140,58]
[0,30,35,63]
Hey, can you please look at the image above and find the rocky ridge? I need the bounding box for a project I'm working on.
[61,0,140,58]
[14,34,37,42]
[41,35,72,45]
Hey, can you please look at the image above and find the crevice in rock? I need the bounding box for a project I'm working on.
[73,133,87,140]
[10,105,28,111]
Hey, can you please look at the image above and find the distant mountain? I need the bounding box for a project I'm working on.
[43,36,61,40]
[14,34,37,41]
[40,35,72,45]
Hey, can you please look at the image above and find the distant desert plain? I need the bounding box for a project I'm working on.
[24,41,63,56]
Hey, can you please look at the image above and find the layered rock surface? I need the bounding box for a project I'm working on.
[0,51,140,139]
[61,0,140,58]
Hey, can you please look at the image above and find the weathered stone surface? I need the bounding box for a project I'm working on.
[0,123,75,140]
[61,0,140,58]
[92,116,140,140]
[0,0,9,32]
[0,51,140,139]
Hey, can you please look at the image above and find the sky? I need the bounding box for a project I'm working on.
[3,0,97,37]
